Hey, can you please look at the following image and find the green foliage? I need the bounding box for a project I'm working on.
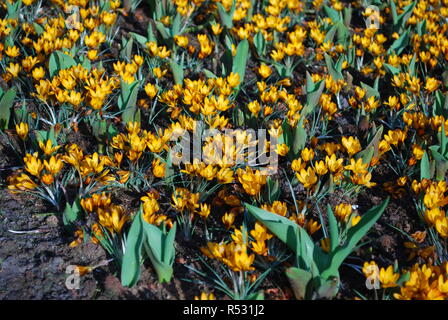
[245,198,389,299]
[49,51,77,78]
[0,88,16,130]
[121,206,177,286]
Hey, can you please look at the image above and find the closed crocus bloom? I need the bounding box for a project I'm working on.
[247,100,260,116]
[291,158,305,172]
[425,77,439,93]
[230,244,255,272]
[32,66,45,81]
[435,217,448,238]
[251,239,268,256]
[152,159,166,178]
[195,292,216,300]
[301,147,315,162]
[345,158,368,174]
[250,222,273,242]
[217,167,233,184]
[87,49,98,60]
[325,154,343,173]
[39,139,61,155]
[258,63,272,78]
[144,82,158,99]
[5,45,19,58]
[351,171,376,188]
[384,129,406,146]
[412,144,424,160]
[321,238,330,253]
[237,167,267,196]
[384,95,400,110]
[6,62,21,78]
[351,215,361,226]
[15,122,29,140]
[276,143,289,156]
[342,136,361,156]
[211,23,223,35]
[362,261,378,278]
[335,203,352,222]
[151,67,163,79]
[24,153,43,177]
[222,212,236,229]
[379,266,400,288]
[227,72,240,88]
[174,35,189,48]
[305,219,321,235]
[44,156,64,175]
[314,160,328,175]
[198,203,211,219]
[41,173,54,185]
[296,167,317,189]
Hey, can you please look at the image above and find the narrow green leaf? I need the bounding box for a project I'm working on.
[286,267,313,300]
[322,198,389,278]
[231,39,249,90]
[326,205,339,251]
[121,208,144,287]
[420,151,431,180]
[169,60,184,85]
[0,88,16,130]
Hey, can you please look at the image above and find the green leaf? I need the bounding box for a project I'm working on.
[384,63,400,76]
[155,21,170,40]
[362,125,383,159]
[6,0,21,19]
[390,0,398,25]
[244,203,323,272]
[326,205,339,252]
[217,0,236,29]
[394,2,417,31]
[246,290,265,300]
[324,24,338,44]
[304,74,325,116]
[253,31,266,56]
[420,151,431,180]
[49,51,77,78]
[286,267,313,300]
[324,53,343,81]
[323,5,341,22]
[356,145,374,165]
[361,80,380,98]
[388,29,410,55]
[408,54,417,77]
[203,69,217,79]
[33,22,44,35]
[439,125,448,157]
[315,276,339,299]
[0,88,16,130]
[120,37,133,60]
[343,6,352,27]
[121,208,144,287]
[119,80,140,124]
[265,177,280,203]
[130,32,148,46]
[170,12,182,37]
[321,198,389,279]
[169,60,184,85]
[142,222,177,283]
[293,119,307,156]
[62,198,82,227]
[231,39,249,90]
[164,151,174,183]
[35,126,57,145]
[147,23,157,43]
